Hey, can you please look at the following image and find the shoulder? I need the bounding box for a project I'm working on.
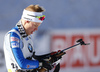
[4,27,20,46]
[6,26,20,39]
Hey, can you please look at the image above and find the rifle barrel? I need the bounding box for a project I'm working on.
[62,43,81,52]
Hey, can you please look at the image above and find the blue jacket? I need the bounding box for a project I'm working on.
[4,21,39,71]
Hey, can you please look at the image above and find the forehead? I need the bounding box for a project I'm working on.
[31,22,41,26]
[31,21,41,24]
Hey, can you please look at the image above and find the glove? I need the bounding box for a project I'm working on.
[37,67,48,72]
[50,50,66,63]
[40,60,54,70]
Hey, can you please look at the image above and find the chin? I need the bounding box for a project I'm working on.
[31,32,33,35]
[27,33,31,35]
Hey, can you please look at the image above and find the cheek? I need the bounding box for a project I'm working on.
[31,26,37,31]
[28,23,38,31]
[28,24,34,29]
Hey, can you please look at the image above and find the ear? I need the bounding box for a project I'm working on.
[26,20,30,23]
[24,20,29,25]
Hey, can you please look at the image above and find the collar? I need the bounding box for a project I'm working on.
[16,20,28,38]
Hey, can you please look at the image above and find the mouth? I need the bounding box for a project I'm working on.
[31,30,36,34]
[31,28,37,34]
[31,31,34,34]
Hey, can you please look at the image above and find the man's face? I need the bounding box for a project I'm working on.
[24,21,41,35]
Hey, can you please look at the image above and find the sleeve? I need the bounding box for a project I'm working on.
[10,32,39,69]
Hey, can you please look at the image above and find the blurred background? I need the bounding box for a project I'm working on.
[0,0,100,72]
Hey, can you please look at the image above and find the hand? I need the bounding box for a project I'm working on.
[41,60,54,70]
[37,67,48,72]
[50,50,66,63]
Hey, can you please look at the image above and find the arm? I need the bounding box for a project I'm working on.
[33,51,65,71]
[10,32,39,69]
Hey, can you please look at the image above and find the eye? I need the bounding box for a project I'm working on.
[33,23,41,27]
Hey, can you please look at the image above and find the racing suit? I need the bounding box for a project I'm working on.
[4,20,39,72]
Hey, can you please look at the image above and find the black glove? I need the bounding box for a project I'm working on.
[50,50,66,63]
[41,60,54,70]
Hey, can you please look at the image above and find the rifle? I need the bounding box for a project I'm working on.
[35,39,90,72]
